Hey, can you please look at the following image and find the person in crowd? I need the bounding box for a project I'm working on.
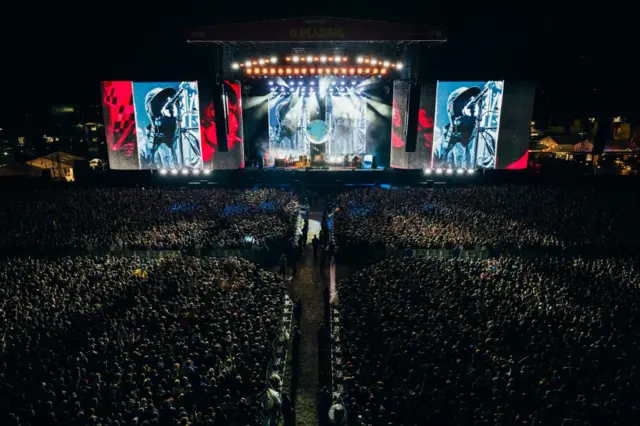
[332,186,640,253]
[335,256,640,426]
[0,255,289,426]
[0,188,299,252]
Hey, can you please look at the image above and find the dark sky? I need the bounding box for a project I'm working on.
[1,4,638,130]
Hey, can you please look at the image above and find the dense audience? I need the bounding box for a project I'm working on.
[335,256,640,426]
[0,255,287,426]
[332,186,640,251]
[0,188,299,251]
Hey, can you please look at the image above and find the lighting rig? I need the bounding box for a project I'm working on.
[231,54,403,77]
[423,168,476,176]
[159,168,213,176]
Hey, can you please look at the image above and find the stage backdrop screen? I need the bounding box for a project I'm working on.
[390,82,436,169]
[101,80,244,170]
[258,77,391,167]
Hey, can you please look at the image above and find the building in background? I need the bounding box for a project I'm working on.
[26,151,85,181]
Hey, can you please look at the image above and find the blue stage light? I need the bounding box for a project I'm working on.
[268,81,274,86]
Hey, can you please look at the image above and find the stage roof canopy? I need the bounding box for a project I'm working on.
[187,17,447,43]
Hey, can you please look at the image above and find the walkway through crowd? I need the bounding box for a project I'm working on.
[286,202,332,426]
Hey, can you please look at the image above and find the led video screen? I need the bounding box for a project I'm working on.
[494,82,535,169]
[432,81,504,169]
[132,81,203,170]
[101,81,140,170]
[256,77,391,167]
[101,80,245,170]
[390,82,436,169]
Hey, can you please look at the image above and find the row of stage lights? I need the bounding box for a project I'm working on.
[232,55,402,69]
[425,168,476,176]
[159,169,212,176]
[233,56,401,77]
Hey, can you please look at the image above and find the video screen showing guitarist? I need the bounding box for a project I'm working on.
[134,81,203,170]
[433,81,503,169]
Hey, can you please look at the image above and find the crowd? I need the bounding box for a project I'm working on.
[332,186,640,252]
[0,188,299,252]
[0,255,288,426]
[335,255,640,426]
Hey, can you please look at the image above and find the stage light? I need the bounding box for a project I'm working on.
[436,168,443,175]
[286,57,291,61]
[456,168,464,175]
[268,81,274,86]
[269,68,276,74]
[253,68,260,74]
[306,55,313,62]
[292,55,299,62]
[246,69,252,75]
[270,56,277,63]
[301,68,307,74]
[258,59,265,65]
[325,68,332,74]
[203,169,211,175]
[280,87,285,92]
[244,61,252,67]
[170,169,179,175]
[252,61,258,65]
[310,88,315,93]
[357,56,364,63]
[357,68,363,74]
[278,68,284,74]
[270,87,276,92]
[335,57,341,63]
[380,68,387,75]
[349,68,356,74]
[342,56,348,61]
[370,59,377,65]
[310,68,316,74]
[160,169,168,175]
[328,56,334,61]
[320,55,327,63]
[192,169,201,175]
[467,169,475,175]
[331,81,336,86]
[383,61,390,67]
[298,81,303,86]
[424,168,432,175]
[351,80,357,85]
[446,168,453,175]
[293,68,300,74]
[340,68,346,74]
[285,68,292,74]
[396,62,404,70]
[373,69,379,74]
[365,68,371,73]
[181,169,189,175]
[364,58,370,63]
[232,63,239,69]
[340,80,345,85]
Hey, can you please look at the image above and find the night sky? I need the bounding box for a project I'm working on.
[0,4,637,134]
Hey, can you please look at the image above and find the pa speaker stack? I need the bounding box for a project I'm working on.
[405,83,421,153]
[212,82,229,152]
